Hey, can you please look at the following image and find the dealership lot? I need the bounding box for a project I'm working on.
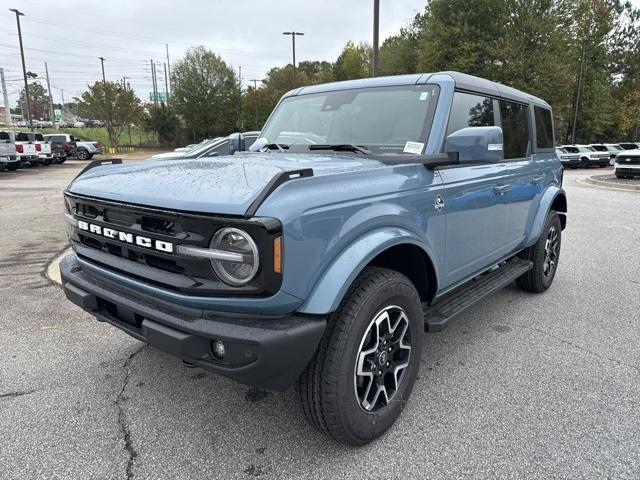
[1,161,639,479]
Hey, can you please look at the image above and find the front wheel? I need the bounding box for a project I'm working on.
[517,211,562,293]
[297,267,424,446]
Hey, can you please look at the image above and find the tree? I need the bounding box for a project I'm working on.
[333,41,372,80]
[76,82,143,146]
[298,60,335,84]
[171,46,238,139]
[379,15,424,76]
[144,103,180,146]
[618,89,640,140]
[241,85,276,132]
[17,82,50,121]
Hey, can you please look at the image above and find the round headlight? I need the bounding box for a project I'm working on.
[210,228,259,286]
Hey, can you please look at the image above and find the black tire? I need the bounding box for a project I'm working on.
[86,153,94,160]
[580,157,589,168]
[42,158,52,166]
[76,149,89,160]
[297,267,424,446]
[517,211,562,293]
[6,163,19,171]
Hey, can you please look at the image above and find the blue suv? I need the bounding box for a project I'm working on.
[60,72,567,445]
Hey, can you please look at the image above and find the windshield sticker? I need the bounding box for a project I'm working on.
[419,92,429,101]
[403,141,424,154]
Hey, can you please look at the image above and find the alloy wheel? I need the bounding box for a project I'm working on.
[543,225,559,277]
[354,305,411,413]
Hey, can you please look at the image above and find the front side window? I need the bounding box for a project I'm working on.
[446,92,494,137]
[534,106,554,149]
[260,84,440,154]
[499,100,529,159]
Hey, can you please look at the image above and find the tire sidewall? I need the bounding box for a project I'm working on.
[539,213,562,289]
[77,149,88,160]
[333,277,423,444]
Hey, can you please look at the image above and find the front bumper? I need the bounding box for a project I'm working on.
[615,164,640,176]
[60,254,326,391]
[589,157,611,166]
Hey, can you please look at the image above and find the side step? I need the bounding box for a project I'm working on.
[423,257,533,332]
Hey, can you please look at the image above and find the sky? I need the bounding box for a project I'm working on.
[0,0,426,108]
[1,0,639,110]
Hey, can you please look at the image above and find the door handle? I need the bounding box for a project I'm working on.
[493,184,511,194]
[532,174,546,183]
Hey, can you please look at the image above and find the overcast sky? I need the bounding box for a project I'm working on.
[1,0,639,110]
[0,0,425,108]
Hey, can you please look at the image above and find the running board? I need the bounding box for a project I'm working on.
[423,257,533,332]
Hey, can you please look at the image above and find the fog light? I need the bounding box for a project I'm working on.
[212,340,226,359]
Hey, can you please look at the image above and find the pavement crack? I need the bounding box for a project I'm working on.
[115,345,146,480]
[0,389,39,399]
[513,323,640,374]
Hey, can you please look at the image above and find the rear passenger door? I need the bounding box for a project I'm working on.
[497,99,538,248]
[438,92,512,287]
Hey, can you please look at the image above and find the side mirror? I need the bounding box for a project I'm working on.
[228,132,244,155]
[446,126,504,164]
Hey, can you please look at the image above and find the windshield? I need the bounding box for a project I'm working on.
[259,84,440,154]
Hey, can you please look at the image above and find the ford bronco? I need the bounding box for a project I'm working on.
[60,72,566,446]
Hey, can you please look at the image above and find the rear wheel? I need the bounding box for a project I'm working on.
[42,158,52,166]
[6,163,19,171]
[580,157,589,168]
[517,211,562,293]
[297,267,424,446]
[76,149,89,160]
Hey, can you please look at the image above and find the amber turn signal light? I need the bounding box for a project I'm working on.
[273,236,282,274]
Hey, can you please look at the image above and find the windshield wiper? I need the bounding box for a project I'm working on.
[308,144,372,155]
[262,143,290,152]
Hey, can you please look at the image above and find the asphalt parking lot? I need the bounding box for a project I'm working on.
[1,161,639,479]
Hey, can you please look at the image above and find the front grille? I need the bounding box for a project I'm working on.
[617,156,640,165]
[65,193,282,296]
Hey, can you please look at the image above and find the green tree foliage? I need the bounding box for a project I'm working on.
[76,81,143,146]
[144,103,180,146]
[17,82,50,121]
[333,41,372,80]
[618,89,640,140]
[379,16,423,75]
[241,84,276,132]
[171,47,239,139]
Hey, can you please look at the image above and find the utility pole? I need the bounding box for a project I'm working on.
[0,68,12,126]
[61,89,65,109]
[99,56,106,84]
[44,62,56,128]
[150,59,158,106]
[165,43,171,97]
[372,0,380,77]
[249,78,263,129]
[122,76,129,90]
[10,8,33,131]
[571,41,586,145]
[282,31,304,88]
[163,62,169,102]
[237,66,242,131]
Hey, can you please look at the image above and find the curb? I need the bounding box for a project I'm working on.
[576,176,640,193]
[45,247,72,286]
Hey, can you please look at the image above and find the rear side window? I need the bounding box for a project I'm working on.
[0,131,9,141]
[16,132,29,141]
[499,100,529,159]
[534,106,553,149]
[446,92,494,136]
[35,133,44,141]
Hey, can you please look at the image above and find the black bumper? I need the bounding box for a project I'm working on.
[615,167,640,176]
[60,255,326,391]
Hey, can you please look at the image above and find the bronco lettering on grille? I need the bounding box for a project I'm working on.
[77,220,174,253]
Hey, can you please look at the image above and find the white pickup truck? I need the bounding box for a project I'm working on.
[0,130,18,171]
[12,131,40,167]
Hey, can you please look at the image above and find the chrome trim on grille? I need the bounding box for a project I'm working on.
[176,245,248,263]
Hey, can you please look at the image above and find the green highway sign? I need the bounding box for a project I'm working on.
[54,109,62,121]
[149,92,168,102]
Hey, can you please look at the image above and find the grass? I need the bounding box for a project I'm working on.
[37,126,156,147]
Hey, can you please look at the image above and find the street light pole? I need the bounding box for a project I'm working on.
[99,56,106,84]
[282,31,304,88]
[44,62,56,128]
[10,8,33,131]
[372,0,380,77]
[249,78,264,129]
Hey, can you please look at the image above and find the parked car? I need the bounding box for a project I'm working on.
[60,71,566,446]
[614,150,640,179]
[43,133,76,161]
[590,143,622,162]
[559,145,609,167]
[555,146,580,168]
[0,130,18,171]
[73,138,103,160]
[617,142,640,151]
[73,121,86,128]
[150,132,259,161]
[13,131,41,167]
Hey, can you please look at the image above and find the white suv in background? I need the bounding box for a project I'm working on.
[614,149,640,179]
